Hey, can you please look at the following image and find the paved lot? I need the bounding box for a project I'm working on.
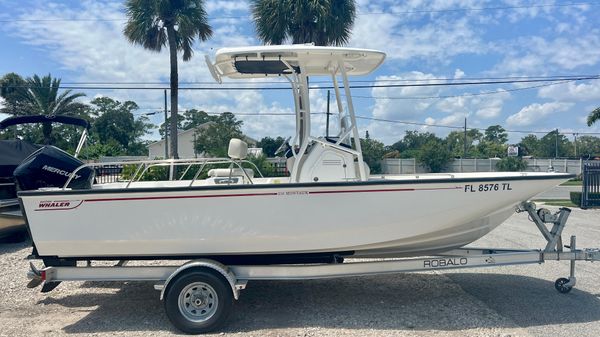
[534,185,581,199]
[1,206,599,337]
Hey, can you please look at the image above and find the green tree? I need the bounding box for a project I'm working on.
[0,73,28,114]
[124,0,212,159]
[576,136,600,157]
[247,154,277,177]
[183,109,214,129]
[519,135,539,157]
[360,135,385,174]
[257,136,287,157]
[587,107,600,126]
[445,129,482,158]
[0,74,86,144]
[475,141,507,158]
[537,130,572,158]
[158,114,185,137]
[417,139,452,173]
[250,0,356,46]
[484,125,508,144]
[88,97,153,157]
[194,112,243,157]
[390,131,438,158]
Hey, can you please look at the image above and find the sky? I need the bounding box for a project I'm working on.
[0,0,599,145]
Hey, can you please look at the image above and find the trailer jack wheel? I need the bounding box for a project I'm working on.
[164,269,233,334]
[554,278,573,294]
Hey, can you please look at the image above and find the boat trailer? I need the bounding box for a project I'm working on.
[27,201,600,334]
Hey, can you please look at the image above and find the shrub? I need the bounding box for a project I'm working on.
[416,140,452,173]
[570,192,582,206]
[496,157,527,171]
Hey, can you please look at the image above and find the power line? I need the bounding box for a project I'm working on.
[137,111,600,136]
[355,115,600,136]
[357,2,597,15]
[0,2,595,22]
[55,74,600,85]
[350,79,578,100]
[4,75,599,91]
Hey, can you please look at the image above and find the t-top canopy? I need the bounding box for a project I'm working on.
[0,115,90,130]
[209,44,386,80]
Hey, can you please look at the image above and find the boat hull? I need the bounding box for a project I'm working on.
[19,173,571,259]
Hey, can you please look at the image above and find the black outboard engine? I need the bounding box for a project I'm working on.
[14,146,95,191]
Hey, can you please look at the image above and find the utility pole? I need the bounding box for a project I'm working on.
[326,90,331,138]
[555,128,559,158]
[573,133,579,157]
[164,89,169,159]
[463,117,467,158]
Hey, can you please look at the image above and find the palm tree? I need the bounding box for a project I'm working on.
[587,107,600,126]
[250,0,356,46]
[1,74,86,144]
[124,0,212,159]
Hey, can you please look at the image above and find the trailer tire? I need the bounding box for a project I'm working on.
[164,269,233,334]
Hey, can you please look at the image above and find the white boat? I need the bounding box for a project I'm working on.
[18,45,572,264]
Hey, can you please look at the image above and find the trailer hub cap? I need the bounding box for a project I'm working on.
[178,282,218,322]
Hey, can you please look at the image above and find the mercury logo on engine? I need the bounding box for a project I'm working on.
[36,200,82,211]
[42,165,81,180]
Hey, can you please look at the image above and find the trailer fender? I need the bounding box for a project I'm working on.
[160,259,240,300]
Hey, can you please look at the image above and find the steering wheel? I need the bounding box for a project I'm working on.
[274,136,292,156]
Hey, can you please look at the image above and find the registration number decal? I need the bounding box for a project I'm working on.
[464,183,512,192]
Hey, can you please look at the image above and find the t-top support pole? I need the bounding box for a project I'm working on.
[338,59,367,181]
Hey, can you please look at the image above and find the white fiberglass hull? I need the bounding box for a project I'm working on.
[20,172,571,260]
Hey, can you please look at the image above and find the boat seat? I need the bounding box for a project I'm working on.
[207,168,254,178]
[228,138,248,160]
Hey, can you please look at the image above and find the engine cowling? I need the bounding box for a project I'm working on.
[14,146,95,191]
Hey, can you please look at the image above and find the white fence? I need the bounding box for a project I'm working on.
[381,158,584,175]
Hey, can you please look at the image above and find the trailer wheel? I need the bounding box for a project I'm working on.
[164,269,233,334]
[554,277,573,293]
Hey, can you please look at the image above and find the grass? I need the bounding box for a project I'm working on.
[560,179,583,186]
[532,199,578,207]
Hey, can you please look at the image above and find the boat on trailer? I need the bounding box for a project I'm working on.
[19,45,572,261]
[19,45,598,334]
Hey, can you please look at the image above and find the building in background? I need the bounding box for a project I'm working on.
[147,123,258,159]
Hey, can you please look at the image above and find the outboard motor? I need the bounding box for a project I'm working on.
[14,146,95,191]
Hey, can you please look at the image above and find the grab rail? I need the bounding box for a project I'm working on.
[62,157,266,190]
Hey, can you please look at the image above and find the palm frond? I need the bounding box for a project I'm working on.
[251,0,356,46]
[588,107,600,127]
[124,0,211,56]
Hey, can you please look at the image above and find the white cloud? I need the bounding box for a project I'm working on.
[506,102,573,126]
[371,72,440,119]
[538,81,600,101]
[205,0,249,13]
[494,33,600,74]
[350,12,486,61]
[454,69,465,79]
